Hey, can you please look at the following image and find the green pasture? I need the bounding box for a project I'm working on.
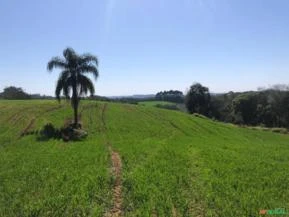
[0,100,288,216]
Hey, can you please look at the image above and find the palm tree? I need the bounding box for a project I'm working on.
[47,47,99,128]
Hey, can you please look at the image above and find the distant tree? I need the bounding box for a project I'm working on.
[47,47,99,128]
[281,92,289,128]
[2,86,31,99]
[266,89,289,127]
[232,93,258,125]
[209,96,223,119]
[185,83,211,116]
[209,92,241,122]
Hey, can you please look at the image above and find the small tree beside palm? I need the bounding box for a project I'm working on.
[48,47,99,129]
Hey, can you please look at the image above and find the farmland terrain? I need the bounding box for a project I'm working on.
[0,100,289,217]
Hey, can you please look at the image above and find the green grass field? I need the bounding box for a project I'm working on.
[1,100,289,217]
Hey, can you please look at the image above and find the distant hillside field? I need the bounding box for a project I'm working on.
[0,100,289,216]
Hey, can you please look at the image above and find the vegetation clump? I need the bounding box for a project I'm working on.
[39,123,87,141]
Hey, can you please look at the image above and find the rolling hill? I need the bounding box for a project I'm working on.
[0,100,288,217]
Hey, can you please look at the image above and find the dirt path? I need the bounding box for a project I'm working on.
[100,103,123,217]
[108,146,123,217]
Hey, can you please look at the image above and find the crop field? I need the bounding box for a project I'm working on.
[0,100,289,217]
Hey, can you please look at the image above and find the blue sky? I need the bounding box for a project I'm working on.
[1,0,289,96]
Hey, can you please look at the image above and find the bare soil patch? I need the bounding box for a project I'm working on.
[110,149,122,216]
[105,145,123,217]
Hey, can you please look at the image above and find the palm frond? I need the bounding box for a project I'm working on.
[80,54,99,66]
[55,72,72,100]
[59,70,71,81]
[55,77,64,101]
[78,74,95,96]
[47,57,67,71]
[63,80,72,99]
[79,65,99,80]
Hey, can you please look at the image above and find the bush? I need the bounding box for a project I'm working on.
[41,123,60,138]
[39,123,88,141]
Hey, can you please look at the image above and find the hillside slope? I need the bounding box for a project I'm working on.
[0,100,288,217]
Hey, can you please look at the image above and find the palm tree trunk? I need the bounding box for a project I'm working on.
[73,99,78,126]
[72,78,79,128]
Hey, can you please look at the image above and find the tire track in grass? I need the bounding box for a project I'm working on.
[19,118,36,137]
[100,103,123,217]
[19,105,63,137]
[138,108,191,136]
[169,121,190,136]
[7,105,62,123]
[0,105,63,146]
[43,105,63,113]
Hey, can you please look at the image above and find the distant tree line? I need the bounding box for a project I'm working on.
[88,95,111,102]
[3,83,289,129]
[0,86,31,99]
[155,90,184,103]
[0,86,56,100]
[185,83,289,128]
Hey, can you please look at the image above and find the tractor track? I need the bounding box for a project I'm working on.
[100,103,123,217]
[18,105,63,138]
[19,118,36,138]
[138,109,191,136]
